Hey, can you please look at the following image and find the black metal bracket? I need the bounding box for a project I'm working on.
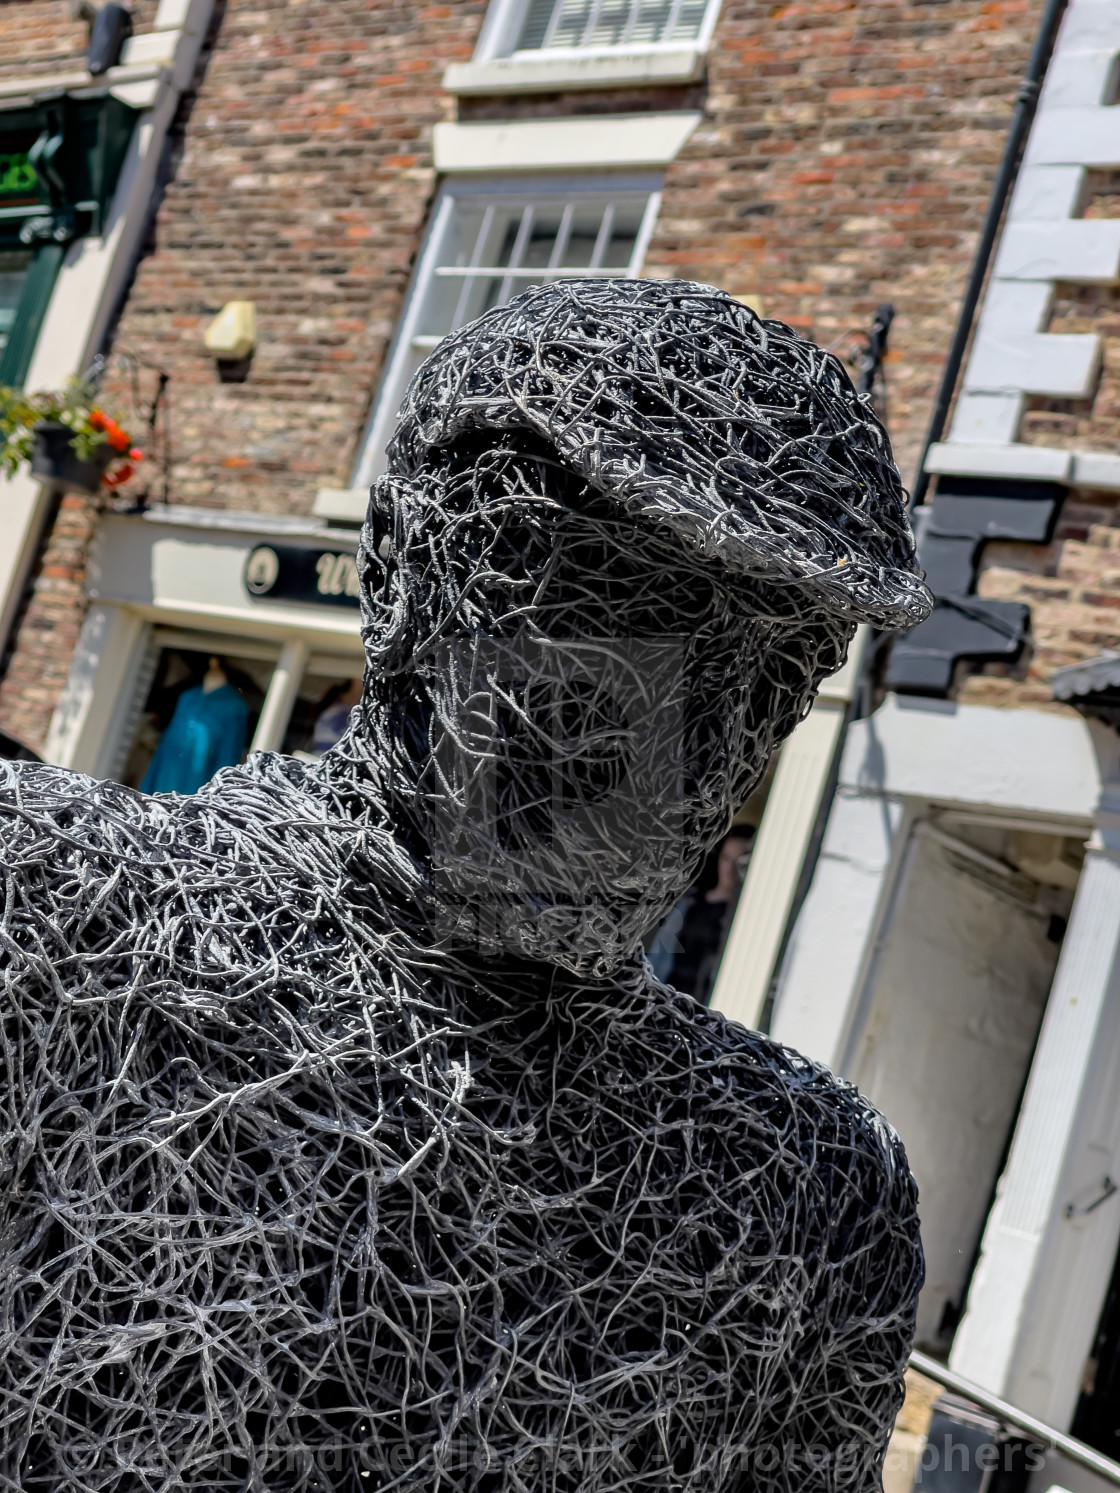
[886,474,1063,696]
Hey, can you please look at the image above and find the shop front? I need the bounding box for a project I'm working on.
[45,505,366,790]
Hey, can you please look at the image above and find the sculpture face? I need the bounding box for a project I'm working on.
[358,277,930,972]
[379,440,849,973]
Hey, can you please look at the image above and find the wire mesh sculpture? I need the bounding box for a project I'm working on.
[0,279,930,1493]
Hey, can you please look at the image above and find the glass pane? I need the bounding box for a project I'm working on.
[412,194,649,352]
[563,207,607,268]
[0,250,33,360]
[516,0,708,49]
[602,204,644,269]
[493,214,523,268]
[586,0,636,46]
[282,668,363,757]
[522,215,565,269]
[540,0,590,47]
[517,0,557,48]
[626,0,672,43]
[669,0,709,39]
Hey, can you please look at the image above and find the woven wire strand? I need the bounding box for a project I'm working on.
[0,279,926,1492]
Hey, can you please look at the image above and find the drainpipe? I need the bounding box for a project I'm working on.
[910,0,1070,508]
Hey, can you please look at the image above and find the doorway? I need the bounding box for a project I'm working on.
[844,816,1080,1350]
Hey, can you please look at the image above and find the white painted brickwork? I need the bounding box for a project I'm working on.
[934,0,1120,483]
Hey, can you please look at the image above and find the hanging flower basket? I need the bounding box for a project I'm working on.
[1,378,142,496]
[30,421,116,496]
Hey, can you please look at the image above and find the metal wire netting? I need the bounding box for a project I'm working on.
[0,279,925,1492]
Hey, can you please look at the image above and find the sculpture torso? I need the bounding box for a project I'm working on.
[0,752,920,1493]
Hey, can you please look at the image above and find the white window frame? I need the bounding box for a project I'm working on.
[443,0,721,94]
[473,0,721,62]
[350,173,662,492]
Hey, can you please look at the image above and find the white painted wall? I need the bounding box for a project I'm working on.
[710,629,869,1030]
[770,693,1120,1422]
[951,768,1120,1428]
[847,823,1059,1347]
[431,112,700,172]
[838,696,1100,824]
[87,511,362,647]
[771,788,904,1069]
[771,695,1097,1070]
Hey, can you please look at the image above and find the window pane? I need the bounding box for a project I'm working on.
[410,193,650,355]
[355,185,657,487]
[669,0,709,39]
[0,250,32,360]
[516,0,709,50]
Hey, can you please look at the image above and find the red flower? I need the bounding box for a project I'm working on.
[129,447,143,461]
[88,410,108,432]
[106,424,130,453]
[101,463,134,489]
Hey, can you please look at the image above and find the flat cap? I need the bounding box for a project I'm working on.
[388,278,932,629]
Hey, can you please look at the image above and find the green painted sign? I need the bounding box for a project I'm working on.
[0,151,37,201]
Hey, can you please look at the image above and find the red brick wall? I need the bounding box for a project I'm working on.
[1,0,1069,750]
[0,495,101,748]
[95,0,479,516]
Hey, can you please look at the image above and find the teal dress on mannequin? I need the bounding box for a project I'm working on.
[141,683,248,795]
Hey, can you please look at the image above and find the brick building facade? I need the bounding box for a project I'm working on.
[0,0,1052,750]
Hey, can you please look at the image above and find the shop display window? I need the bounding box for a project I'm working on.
[0,249,33,362]
[111,633,367,792]
[120,643,274,792]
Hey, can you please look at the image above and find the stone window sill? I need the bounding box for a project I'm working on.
[443,46,704,95]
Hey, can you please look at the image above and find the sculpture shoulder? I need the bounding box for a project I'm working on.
[0,754,359,889]
[0,756,385,970]
[640,979,921,1241]
[0,759,152,882]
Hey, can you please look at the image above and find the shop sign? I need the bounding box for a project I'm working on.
[0,150,36,202]
[244,544,360,609]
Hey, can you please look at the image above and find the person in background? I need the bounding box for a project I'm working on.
[141,656,249,795]
[310,677,363,756]
[648,830,754,1002]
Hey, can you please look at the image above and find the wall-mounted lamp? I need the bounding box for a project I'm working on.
[204,300,257,383]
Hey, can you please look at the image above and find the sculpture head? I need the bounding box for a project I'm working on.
[353,279,931,975]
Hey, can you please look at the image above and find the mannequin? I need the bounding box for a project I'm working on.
[310,676,362,755]
[647,830,754,997]
[140,653,249,793]
[202,655,228,693]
